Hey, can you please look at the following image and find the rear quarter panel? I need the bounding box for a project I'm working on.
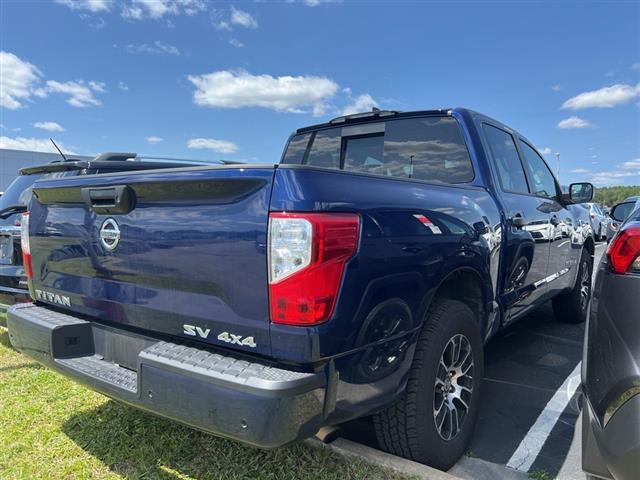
[269,166,502,361]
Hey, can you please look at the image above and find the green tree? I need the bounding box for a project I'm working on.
[594,186,640,207]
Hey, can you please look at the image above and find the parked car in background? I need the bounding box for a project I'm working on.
[0,172,47,308]
[7,108,595,470]
[582,203,609,241]
[0,153,221,313]
[607,196,640,241]
[582,199,640,480]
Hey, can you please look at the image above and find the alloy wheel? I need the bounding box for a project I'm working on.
[433,334,474,441]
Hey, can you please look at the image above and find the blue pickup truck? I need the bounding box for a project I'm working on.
[7,108,595,470]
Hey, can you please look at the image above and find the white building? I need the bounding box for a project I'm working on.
[0,149,91,192]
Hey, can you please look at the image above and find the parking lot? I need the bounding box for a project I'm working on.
[338,242,607,480]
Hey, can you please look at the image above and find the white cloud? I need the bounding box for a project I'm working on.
[33,121,65,132]
[230,6,257,28]
[229,38,244,48]
[122,0,206,20]
[118,81,129,91]
[551,84,561,92]
[581,158,640,186]
[622,158,640,169]
[562,83,640,110]
[0,136,76,154]
[35,79,105,107]
[188,70,339,114]
[146,136,164,144]
[187,138,238,153]
[88,80,106,92]
[124,40,180,55]
[342,93,378,115]
[557,116,594,129]
[214,19,231,31]
[538,147,553,155]
[81,15,107,29]
[0,51,42,109]
[589,170,640,186]
[54,0,110,13]
[286,0,343,5]
[631,62,640,71]
[571,168,590,174]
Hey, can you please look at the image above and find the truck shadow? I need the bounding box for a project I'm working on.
[61,401,368,480]
[340,301,584,478]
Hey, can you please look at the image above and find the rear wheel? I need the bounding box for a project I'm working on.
[373,299,484,470]
[552,248,593,323]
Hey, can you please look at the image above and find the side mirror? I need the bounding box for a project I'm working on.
[610,201,636,223]
[568,182,594,204]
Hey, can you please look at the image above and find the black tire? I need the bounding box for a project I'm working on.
[373,298,484,470]
[552,248,593,324]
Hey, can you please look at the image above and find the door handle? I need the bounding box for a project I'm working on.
[510,214,528,228]
[81,185,136,215]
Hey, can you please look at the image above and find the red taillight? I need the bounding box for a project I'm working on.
[607,224,640,274]
[20,211,33,279]
[268,212,359,326]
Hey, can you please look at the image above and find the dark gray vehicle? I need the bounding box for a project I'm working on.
[582,200,640,480]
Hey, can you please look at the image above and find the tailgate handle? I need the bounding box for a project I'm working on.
[82,186,136,215]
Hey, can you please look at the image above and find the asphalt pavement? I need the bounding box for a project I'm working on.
[337,242,607,480]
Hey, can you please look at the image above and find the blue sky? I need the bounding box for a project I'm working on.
[1,0,639,186]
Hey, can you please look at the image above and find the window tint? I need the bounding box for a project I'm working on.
[483,125,529,194]
[343,135,384,174]
[384,117,474,183]
[282,133,311,164]
[305,128,341,169]
[281,116,474,184]
[519,141,558,199]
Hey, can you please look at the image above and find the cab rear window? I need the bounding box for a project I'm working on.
[281,116,474,184]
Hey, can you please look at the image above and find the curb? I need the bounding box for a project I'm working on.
[305,437,462,480]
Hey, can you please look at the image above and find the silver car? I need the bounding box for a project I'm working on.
[582,202,609,241]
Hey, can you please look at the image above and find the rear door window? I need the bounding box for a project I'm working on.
[483,124,530,194]
[282,116,474,184]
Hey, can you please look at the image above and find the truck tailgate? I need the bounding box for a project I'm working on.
[28,166,276,356]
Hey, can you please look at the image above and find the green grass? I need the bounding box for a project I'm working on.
[528,469,553,480]
[0,326,409,480]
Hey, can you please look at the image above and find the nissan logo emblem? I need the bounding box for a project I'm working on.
[99,218,121,251]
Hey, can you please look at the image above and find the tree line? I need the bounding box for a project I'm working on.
[593,185,640,207]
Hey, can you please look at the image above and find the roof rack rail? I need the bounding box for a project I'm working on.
[329,108,401,125]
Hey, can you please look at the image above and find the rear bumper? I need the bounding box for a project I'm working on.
[582,394,640,480]
[7,303,327,448]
